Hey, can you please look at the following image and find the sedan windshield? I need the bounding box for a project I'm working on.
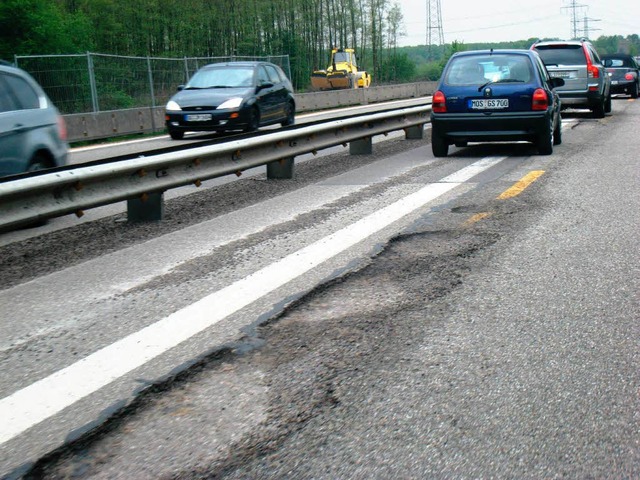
[445,55,533,86]
[187,67,255,89]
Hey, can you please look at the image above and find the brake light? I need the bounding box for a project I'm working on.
[432,90,447,113]
[532,88,548,111]
[583,44,599,78]
[625,72,634,81]
[57,115,67,141]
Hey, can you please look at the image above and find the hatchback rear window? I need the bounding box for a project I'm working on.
[444,55,533,86]
[534,45,585,66]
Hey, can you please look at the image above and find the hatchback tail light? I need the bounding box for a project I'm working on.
[432,90,447,113]
[57,115,68,141]
[532,88,548,111]
[625,72,635,81]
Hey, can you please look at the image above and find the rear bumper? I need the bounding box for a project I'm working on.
[557,88,605,108]
[609,80,636,94]
[430,111,551,143]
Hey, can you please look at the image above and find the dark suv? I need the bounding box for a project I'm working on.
[0,62,68,177]
[532,39,611,118]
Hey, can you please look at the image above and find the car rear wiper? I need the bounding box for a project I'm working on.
[478,79,525,91]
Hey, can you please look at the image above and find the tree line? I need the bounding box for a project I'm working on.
[2,1,638,89]
[0,0,412,89]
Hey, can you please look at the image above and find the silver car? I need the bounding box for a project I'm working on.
[0,62,68,177]
[532,39,611,118]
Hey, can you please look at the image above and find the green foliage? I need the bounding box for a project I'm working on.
[377,52,417,83]
[0,0,91,59]
[2,0,639,91]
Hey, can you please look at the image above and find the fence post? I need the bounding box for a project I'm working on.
[147,56,156,132]
[87,52,99,112]
[183,57,189,83]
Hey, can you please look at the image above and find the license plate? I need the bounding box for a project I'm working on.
[185,114,212,122]
[553,71,573,79]
[611,80,619,85]
[469,99,509,109]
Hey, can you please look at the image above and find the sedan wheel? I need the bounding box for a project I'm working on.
[431,132,449,157]
[28,154,51,172]
[169,129,184,140]
[245,107,260,132]
[553,114,562,146]
[281,102,295,127]
[632,82,639,99]
[537,118,554,155]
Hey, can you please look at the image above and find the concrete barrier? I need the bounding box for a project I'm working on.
[64,81,438,144]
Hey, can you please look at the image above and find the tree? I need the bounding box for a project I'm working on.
[0,0,91,59]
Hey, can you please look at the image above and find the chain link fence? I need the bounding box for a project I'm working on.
[14,52,291,115]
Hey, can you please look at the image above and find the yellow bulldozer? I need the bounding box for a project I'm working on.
[311,48,372,91]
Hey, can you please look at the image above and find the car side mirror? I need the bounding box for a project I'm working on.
[257,81,274,91]
[549,77,565,89]
[177,85,185,91]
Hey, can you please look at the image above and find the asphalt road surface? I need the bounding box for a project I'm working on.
[0,98,638,479]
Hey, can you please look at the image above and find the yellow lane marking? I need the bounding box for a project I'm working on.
[464,212,492,227]
[497,170,545,200]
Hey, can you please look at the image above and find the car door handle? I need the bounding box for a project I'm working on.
[12,123,26,132]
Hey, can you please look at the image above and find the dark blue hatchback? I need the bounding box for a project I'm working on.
[430,49,564,157]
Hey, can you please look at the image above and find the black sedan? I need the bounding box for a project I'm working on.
[602,54,639,98]
[165,61,296,139]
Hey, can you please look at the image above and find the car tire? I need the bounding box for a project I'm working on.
[245,107,260,132]
[169,129,184,140]
[604,94,612,113]
[27,154,52,172]
[281,101,295,127]
[592,98,605,118]
[631,82,639,99]
[537,118,554,155]
[553,113,562,145]
[431,132,449,157]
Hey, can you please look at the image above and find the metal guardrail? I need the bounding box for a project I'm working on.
[0,103,432,231]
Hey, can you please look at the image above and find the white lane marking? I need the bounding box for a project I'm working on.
[0,156,505,445]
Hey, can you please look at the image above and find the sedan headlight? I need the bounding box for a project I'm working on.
[166,100,181,111]
[217,97,243,109]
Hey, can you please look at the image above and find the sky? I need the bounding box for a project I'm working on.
[397,0,640,46]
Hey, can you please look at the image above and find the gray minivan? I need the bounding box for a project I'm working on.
[0,63,68,177]
[532,39,611,118]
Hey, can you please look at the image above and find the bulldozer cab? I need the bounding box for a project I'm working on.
[333,50,353,64]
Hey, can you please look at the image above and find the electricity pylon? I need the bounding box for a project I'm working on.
[426,0,444,59]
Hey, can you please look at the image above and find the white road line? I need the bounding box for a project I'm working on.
[0,156,505,445]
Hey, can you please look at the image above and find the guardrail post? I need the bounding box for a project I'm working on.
[127,193,164,222]
[267,158,295,179]
[350,137,372,155]
[405,124,424,139]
